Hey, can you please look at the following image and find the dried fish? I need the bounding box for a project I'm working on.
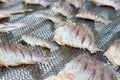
[0,9,33,19]
[22,0,51,7]
[90,0,120,11]
[36,12,66,26]
[0,43,50,66]
[21,34,58,52]
[52,1,73,18]
[53,23,102,53]
[0,23,26,32]
[76,10,112,25]
[66,0,85,9]
[104,39,120,66]
[45,54,118,80]
[0,0,9,4]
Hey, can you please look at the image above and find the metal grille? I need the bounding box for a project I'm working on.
[0,0,120,80]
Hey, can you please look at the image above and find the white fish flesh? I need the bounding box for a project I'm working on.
[53,23,102,53]
[22,0,51,7]
[0,43,50,66]
[66,0,85,9]
[52,1,73,18]
[0,9,33,19]
[0,23,26,32]
[104,39,120,66]
[45,54,118,80]
[21,34,58,52]
[90,0,120,11]
[76,10,112,25]
[36,12,66,26]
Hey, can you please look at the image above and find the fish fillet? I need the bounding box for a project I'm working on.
[0,9,33,20]
[22,0,51,7]
[21,34,58,52]
[0,23,26,32]
[76,10,112,25]
[90,0,120,11]
[66,0,85,9]
[53,23,102,53]
[0,43,50,66]
[52,1,73,18]
[104,39,120,66]
[45,54,118,80]
[36,12,66,26]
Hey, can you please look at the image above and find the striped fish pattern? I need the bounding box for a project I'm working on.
[0,43,50,66]
[76,10,112,25]
[22,34,58,52]
[104,39,120,66]
[53,23,102,53]
[45,54,118,80]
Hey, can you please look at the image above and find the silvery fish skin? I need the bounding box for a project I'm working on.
[52,1,73,18]
[53,23,102,54]
[66,0,85,9]
[21,34,58,52]
[36,12,66,26]
[90,0,120,11]
[45,54,118,80]
[22,0,51,7]
[104,39,120,66]
[0,23,26,32]
[76,10,112,25]
[0,43,50,66]
[0,9,33,19]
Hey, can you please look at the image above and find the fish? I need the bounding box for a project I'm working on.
[0,43,50,66]
[0,23,26,32]
[22,0,51,7]
[45,54,118,80]
[104,39,120,66]
[90,0,120,11]
[76,10,112,25]
[0,0,9,4]
[36,12,66,26]
[66,0,85,9]
[53,23,102,54]
[21,34,58,52]
[0,9,33,20]
[52,1,74,18]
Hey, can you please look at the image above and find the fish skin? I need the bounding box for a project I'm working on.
[52,1,73,18]
[76,10,112,25]
[0,43,50,66]
[104,39,120,66]
[53,23,102,54]
[22,0,51,7]
[45,54,118,80]
[0,9,33,20]
[0,23,26,32]
[21,34,58,52]
[36,12,66,26]
[90,0,120,11]
[66,0,85,9]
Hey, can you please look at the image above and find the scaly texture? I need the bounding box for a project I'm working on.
[45,54,118,80]
[22,34,58,52]
[0,43,50,66]
[90,0,120,11]
[76,10,112,25]
[104,39,120,66]
[53,23,102,53]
